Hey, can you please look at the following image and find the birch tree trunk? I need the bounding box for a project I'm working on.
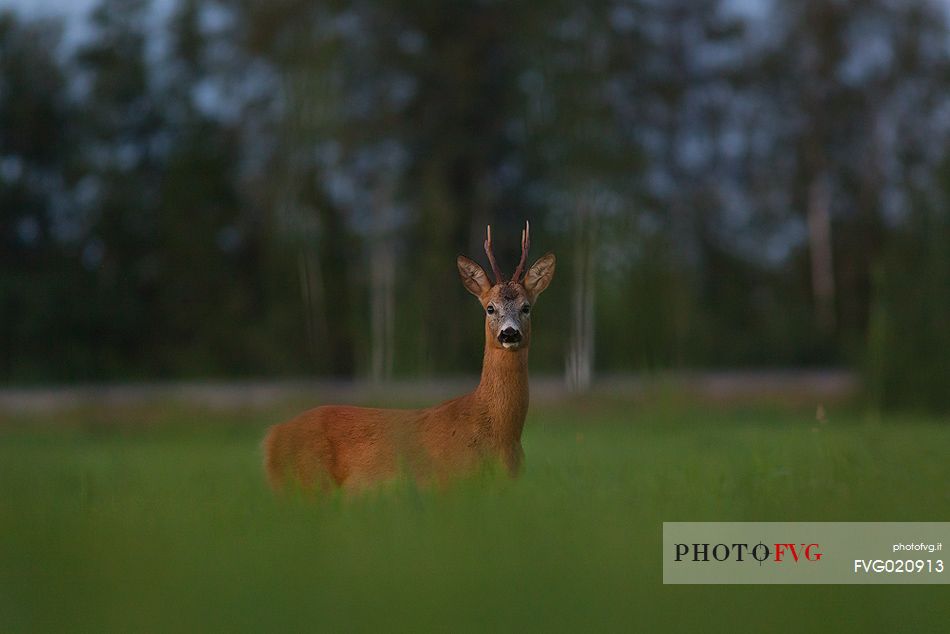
[297,248,327,371]
[566,198,597,392]
[806,174,836,333]
[369,186,396,383]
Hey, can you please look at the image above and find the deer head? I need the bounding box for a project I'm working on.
[457,221,556,351]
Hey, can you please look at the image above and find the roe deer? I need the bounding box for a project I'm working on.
[263,221,555,491]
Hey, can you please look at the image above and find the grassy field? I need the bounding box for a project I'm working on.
[1,394,948,632]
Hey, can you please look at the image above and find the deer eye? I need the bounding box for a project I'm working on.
[486,305,495,315]
[522,304,531,314]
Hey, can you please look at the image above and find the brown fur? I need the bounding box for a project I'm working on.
[263,232,555,492]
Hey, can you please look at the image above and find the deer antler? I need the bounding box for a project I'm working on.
[512,220,530,282]
[484,225,504,284]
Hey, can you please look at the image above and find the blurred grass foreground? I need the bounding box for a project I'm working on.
[1,383,948,632]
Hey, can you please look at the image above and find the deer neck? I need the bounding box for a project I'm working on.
[473,342,529,443]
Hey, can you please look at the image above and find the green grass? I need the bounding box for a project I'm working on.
[1,397,948,632]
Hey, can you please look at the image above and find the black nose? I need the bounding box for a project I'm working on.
[498,327,522,344]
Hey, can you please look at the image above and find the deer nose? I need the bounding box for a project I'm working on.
[498,327,522,344]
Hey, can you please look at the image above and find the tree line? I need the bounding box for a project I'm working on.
[1,0,949,411]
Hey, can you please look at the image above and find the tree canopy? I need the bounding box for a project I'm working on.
[1,0,948,410]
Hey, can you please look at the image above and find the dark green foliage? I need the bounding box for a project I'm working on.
[867,199,950,413]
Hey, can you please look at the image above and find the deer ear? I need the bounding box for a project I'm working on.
[523,253,555,301]
[457,255,492,298]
